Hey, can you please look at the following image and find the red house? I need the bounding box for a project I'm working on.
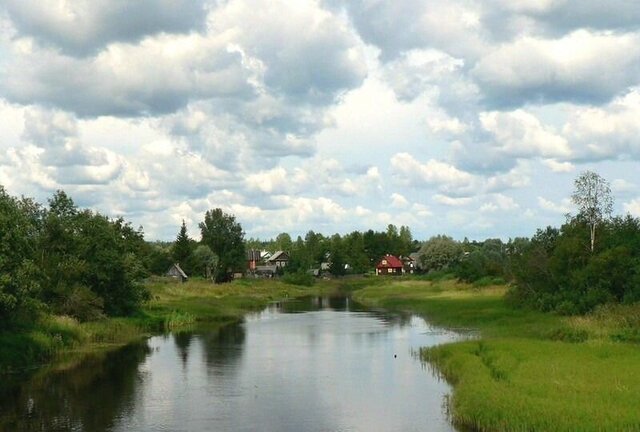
[376,254,404,276]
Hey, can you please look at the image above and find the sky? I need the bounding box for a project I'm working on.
[0,0,639,241]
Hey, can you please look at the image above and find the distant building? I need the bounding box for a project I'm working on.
[401,255,416,274]
[167,263,188,282]
[267,251,290,268]
[375,255,404,276]
[247,249,262,271]
[409,252,423,271]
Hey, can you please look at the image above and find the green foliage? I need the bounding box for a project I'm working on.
[0,187,150,327]
[0,186,42,328]
[511,215,640,314]
[199,208,245,282]
[190,245,218,279]
[282,270,315,286]
[172,220,194,272]
[418,235,462,271]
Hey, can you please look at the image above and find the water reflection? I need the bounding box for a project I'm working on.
[0,342,151,432]
[0,296,462,432]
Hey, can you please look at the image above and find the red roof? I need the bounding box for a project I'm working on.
[376,254,403,269]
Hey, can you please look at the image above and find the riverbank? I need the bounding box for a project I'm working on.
[0,278,336,374]
[352,277,640,431]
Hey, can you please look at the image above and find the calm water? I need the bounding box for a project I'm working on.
[0,296,463,432]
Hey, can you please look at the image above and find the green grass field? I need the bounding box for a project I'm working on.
[353,278,640,431]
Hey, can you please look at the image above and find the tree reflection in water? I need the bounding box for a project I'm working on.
[0,341,151,432]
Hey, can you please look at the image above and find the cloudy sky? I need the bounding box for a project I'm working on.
[1,0,639,241]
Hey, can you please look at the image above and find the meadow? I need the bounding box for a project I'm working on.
[353,277,640,431]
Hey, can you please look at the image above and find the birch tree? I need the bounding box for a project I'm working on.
[571,171,613,252]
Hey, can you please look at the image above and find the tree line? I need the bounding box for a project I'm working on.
[0,187,246,328]
[2,169,637,329]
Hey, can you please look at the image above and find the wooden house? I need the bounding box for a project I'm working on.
[247,249,262,271]
[375,255,403,276]
[267,251,290,268]
[167,263,188,282]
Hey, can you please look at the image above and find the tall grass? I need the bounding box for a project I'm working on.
[354,278,640,431]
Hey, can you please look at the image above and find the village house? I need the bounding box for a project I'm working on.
[166,263,188,282]
[375,254,404,276]
[267,251,290,268]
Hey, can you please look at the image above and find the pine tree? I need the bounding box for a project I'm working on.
[173,220,193,268]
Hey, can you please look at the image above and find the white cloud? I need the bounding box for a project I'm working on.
[390,193,409,208]
[433,194,473,207]
[623,199,640,217]
[562,88,640,160]
[542,159,574,173]
[537,196,573,214]
[390,152,477,192]
[3,0,207,55]
[1,0,640,241]
[479,194,519,213]
[474,30,640,106]
[479,109,571,158]
[612,179,636,194]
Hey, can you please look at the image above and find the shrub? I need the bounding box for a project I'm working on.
[282,270,315,286]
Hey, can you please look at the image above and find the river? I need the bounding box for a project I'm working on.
[0,296,463,432]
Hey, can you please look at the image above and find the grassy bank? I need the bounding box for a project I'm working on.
[352,277,640,431]
[0,278,331,373]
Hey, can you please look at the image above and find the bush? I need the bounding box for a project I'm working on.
[282,271,315,286]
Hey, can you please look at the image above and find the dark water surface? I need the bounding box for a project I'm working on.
[0,296,462,432]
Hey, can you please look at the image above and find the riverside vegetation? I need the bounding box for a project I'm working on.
[353,278,640,431]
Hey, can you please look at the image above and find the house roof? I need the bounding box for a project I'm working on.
[376,254,403,269]
[268,250,289,262]
[168,263,188,279]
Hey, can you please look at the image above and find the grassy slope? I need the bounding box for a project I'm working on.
[0,278,329,373]
[353,278,640,432]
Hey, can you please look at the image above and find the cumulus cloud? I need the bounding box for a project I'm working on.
[2,0,640,241]
[1,33,254,117]
[542,159,574,173]
[562,88,640,161]
[18,108,124,185]
[326,0,487,61]
[538,196,573,214]
[479,110,570,158]
[433,194,473,207]
[473,30,640,107]
[390,152,477,193]
[485,0,640,37]
[479,194,519,213]
[390,193,409,208]
[3,0,208,55]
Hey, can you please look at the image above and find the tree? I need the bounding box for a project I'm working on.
[173,220,193,268]
[571,171,613,252]
[418,235,462,271]
[191,245,219,280]
[0,186,41,327]
[274,232,293,253]
[199,209,245,282]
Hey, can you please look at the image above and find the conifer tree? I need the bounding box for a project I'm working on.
[173,220,193,268]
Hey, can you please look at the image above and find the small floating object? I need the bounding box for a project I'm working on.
[394,354,397,358]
